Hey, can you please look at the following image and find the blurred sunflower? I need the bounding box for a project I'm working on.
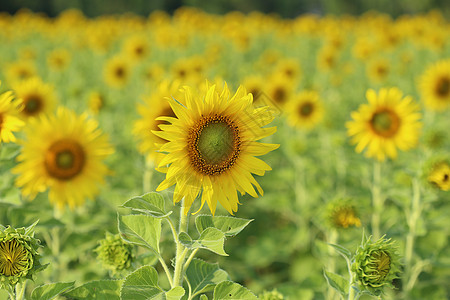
[266,76,293,108]
[13,107,114,210]
[5,61,37,82]
[47,48,71,71]
[154,82,279,215]
[88,91,105,115]
[346,88,422,161]
[104,56,131,88]
[243,75,264,102]
[0,85,24,143]
[12,77,57,120]
[133,80,182,162]
[427,161,450,191]
[367,58,390,83]
[285,90,324,130]
[123,35,150,62]
[419,59,450,111]
[273,59,302,82]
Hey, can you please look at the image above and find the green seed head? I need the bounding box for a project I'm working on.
[351,235,401,296]
[0,222,45,289]
[95,233,133,276]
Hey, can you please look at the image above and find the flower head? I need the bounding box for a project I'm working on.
[0,84,25,143]
[0,222,45,289]
[346,88,422,161]
[95,233,133,275]
[427,160,450,191]
[154,82,279,215]
[419,59,450,111]
[351,235,401,296]
[326,199,361,229]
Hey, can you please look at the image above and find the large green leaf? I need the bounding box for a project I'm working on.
[64,280,122,300]
[178,228,227,256]
[120,266,162,300]
[185,259,229,297]
[213,281,257,300]
[195,215,253,237]
[31,282,75,300]
[323,270,349,296]
[121,192,171,218]
[165,286,185,300]
[118,214,161,253]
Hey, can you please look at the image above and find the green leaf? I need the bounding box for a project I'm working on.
[166,286,185,300]
[185,259,229,297]
[25,220,39,236]
[64,280,122,300]
[195,216,253,236]
[120,266,163,300]
[118,214,161,253]
[328,243,352,260]
[323,270,349,296]
[31,282,75,300]
[179,228,228,256]
[213,281,257,300]
[121,192,171,218]
[200,295,208,300]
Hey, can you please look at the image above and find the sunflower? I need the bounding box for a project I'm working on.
[427,161,450,191]
[265,75,294,108]
[285,90,324,130]
[5,61,37,82]
[346,88,422,161]
[154,82,279,215]
[47,48,71,71]
[13,107,114,210]
[12,77,57,120]
[122,35,150,62]
[0,85,24,143]
[366,58,390,83]
[133,80,182,162]
[418,59,450,111]
[104,56,131,88]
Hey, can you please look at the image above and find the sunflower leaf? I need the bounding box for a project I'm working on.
[195,215,253,236]
[185,258,229,297]
[166,286,185,300]
[323,270,349,296]
[31,281,75,300]
[121,192,171,218]
[179,228,228,256]
[120,266,163,300]
[328,243,352,261]
[213,281,257,300]
[63,280,122,299]
[179,232,194,248]
[118,214,161,254]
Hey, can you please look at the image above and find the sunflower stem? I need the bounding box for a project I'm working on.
[403,178,421,297]
[15,281,27,300]
[143,158,154,193]
[173,199,189,287]
[158,256,174,288]
[326,229,338,300]
[371,161,383,239]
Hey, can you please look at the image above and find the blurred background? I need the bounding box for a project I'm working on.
[1,0,450,18]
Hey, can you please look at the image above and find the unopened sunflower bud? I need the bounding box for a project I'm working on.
[95,233,133,275]
[0,222,45,289]
[351,235,401,296]
[259,289,284,300]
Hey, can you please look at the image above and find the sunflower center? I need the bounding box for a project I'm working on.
[370,109,400,137]
[273,87,287,104]
[187,114,240,175]
[371,251,391,282]
[443,173,449,182]
[298,102,314,117]
[45,139,86,180]
[435,77,450,98]
[115,67,125,78]
[23,96,42,115]
[0,239,30,276]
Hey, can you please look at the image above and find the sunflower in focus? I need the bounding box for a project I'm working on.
[285,90,324,130]
[133,80,182,163]
[104,56,131,88]
[154,82,279,215]
[418,59,450,111]
[12,77,57,120]
[13,107,114,210]
[346,88,422,161]
[0,85,25,143]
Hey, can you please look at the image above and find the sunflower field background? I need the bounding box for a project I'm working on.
[0,1,449,299]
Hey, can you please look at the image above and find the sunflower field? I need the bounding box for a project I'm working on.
[0,6,449,300]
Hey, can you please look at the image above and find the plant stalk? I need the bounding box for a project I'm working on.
[371,161,383,239]
[173,199,189,287]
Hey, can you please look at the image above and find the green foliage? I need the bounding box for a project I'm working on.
[185,259,229,297]
[117,214,162,254]
[323,270,348,296]
[195,215,253,237]
[64,280,123,299]
[213,281,257,300]
[121,192,171,218]
[30,281,75,300]
[179,228,228,256]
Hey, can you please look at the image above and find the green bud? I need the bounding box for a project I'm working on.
[351,235,401,296]
[95,232,133,275]
[0,222,46,290]
[259,289,284,300]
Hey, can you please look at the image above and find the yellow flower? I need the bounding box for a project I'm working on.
[12,77,57,120]
[428,161,450,191]
[418,59,450,111]
[0,85,24,143]
[285,90,324,130]
[265,76,294,108]
[133,80,182,162]
[47,48,71,71]
[13,107,114,210]
[104,56,131,89]
[346,88,422,161]
[366,58,390,83]
[122,35,150,62]
[5,61,37,82]
[88,92,105,115]
[154,82,279,215]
